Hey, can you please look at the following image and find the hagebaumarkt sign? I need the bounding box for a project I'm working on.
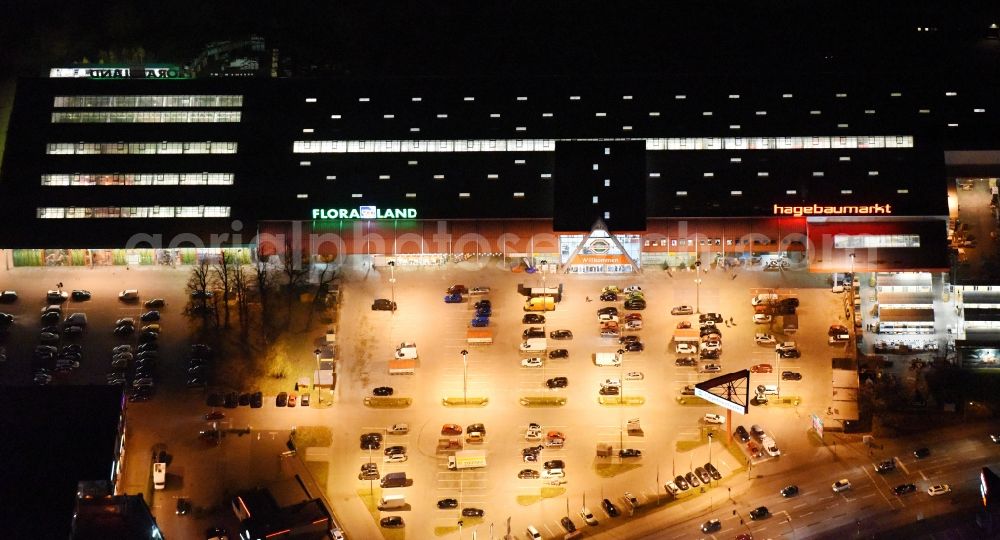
[773,203,892,217]
[312,206,417,220]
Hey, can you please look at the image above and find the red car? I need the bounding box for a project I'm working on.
[287,393,297,407]
[750,364,773,373]
[624,313,643,322]
[441,424,463,436]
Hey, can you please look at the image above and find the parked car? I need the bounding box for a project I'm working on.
[600,291,618,301]
[753,314,772,324]
[685,472,700,488]
[913,447,931,459]
[782,371,802,380]
[47,290,69,302]
[751,364,773,373]
[695,467,712,484]
[444,293,463,303]
[704,462,722,480]
[755,333,776,344]
[0,291,17,302]
[734,425,750,443]
[671,305,694,315]
[469,287,490,295]
[675,357,697,366]
[521,357,543,367]
[70,290,91,301]
[828,324,849,336]
[546,377,569,388]
[704,413,725,424]
[893,483,917,496]
[447,285,468,295]
[775,341,798,352]
[518,469,540,479]
[602,498,620,517]
[619,448,642,458]
[144,298,166,308]
[379,516,404,528]
[118,289,139,302]
[462,508,484,517]
[779,348,801,358]
[371,299,397,311]
[560,517,576,533]
[372,386,394,396]
[875,459,896,473]
[549,329,573,339]
[548,349,568,359]
[276,392,288,407]
[625,371,644,380]
[523,313,545,324]
[441,424,463,435]
[140,311,160,322]
[624,298,646,310]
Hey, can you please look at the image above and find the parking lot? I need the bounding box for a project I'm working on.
[327,258,848,537]
[0,259,855,538]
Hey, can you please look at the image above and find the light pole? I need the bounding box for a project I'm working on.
[617,348,626,404]
[775,349,782,397]
[694,277,703,314]
[313,348,322,404]
[388,260,396,314]
[461,349,469,405]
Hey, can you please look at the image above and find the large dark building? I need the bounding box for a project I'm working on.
[1,71,998,273]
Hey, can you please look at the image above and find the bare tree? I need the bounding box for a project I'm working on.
[232,262,250,329]
[254,259,273,325]
[186,259,214,327]
[305,257,338,329]
[281,239,310,329]
[214,250,233,329]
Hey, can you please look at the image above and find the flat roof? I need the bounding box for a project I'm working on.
[0,385,123,538]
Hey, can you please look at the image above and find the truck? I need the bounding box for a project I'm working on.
[380,472,408,488]
[517,283,563,302]
[596,443,613,458]
[448,450,487,470]
[519,338,547,353]
[394,342,418,359]
[388,359,416,375]
[524,296,555,311]
[782,313,798,334]
[466,328,493,345]
[594,352,622,367]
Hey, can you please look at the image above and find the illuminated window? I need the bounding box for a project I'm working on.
[405,193,416,197]
[53,95,243,108]
[755,111,767,116]
[731,190,743,196]
[596,112,606,117]
[649,172,661,178]
[411,97,422,102]
[47,141,236,155]
[297,194,308,199]
[897,189,909,194]
[487,174,499,179]
[41,173,233,187]
[516,96,527,101]
[834,235,920,248]
[703,172,714,177]
[51,111,241,123]
[513,192,525,198]
[841,189,853,194]
[384,114,395,119]
[676,191,688,196]
[649,112,660,116]
[786,190,797,195]
[459,192,471,198]
[37,206,229,218]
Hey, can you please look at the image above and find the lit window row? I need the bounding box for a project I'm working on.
[46,142,237,155]
[40,173,235,187]
[53,95,243,108]
[644,135,913,150]
[37,206,231,219]
[292,135,913,154]
[51,111,242,123]
[833,234,921,249]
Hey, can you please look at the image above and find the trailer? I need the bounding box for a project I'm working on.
[448,449,487,470]
[782,314,798,334]
[388,359,416,375]
[673,328,700,342]
[466,328,493,345]
[517,283,563,302]
[394,342,418,359]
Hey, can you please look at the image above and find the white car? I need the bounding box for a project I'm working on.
[676,342,698,354]
[704,413,725,424]
[671,305,694,315]
[664,481,681,495]
[753,314,772,324]
[623,285,642,294]
[525,424,543,441]
[597,313,619,323]
[624,491,639,508]
[388,423,409,435]
[754,333,776,344]
[761,436,781,456]
[775,341,798,352]
[700,363,722,373]
[624,371,644,381]
[521,357,544,368]
[469,287,491,295]
[118,289,139,301]
[601,378,621,388]
[544,478,567,486]
[579,506,598,526]
[702,340,721,351]
[383,453,408,463]
[927,484,951,496]
[832,479,852,492]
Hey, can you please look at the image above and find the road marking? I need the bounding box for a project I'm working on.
[896,458,911,475]
[801,511,814,517]
[920,471,928,481]
[793,503,807,509]
[862,493,876,499]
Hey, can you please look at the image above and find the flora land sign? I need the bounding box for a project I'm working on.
[773,203,892,217]
[312,206,417,220]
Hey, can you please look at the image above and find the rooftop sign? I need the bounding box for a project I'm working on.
[49,66,192,79]
[774,204,892,217]
[312,206,417,220]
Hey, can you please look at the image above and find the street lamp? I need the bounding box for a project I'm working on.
[461,349,469,405]
[388,260,396,314]
[313,348,322,405]
[775,349,781,398]
[694,278,703,314]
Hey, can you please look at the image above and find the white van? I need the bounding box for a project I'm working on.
[757,384,779,396]
[378,494,406,509]
[594,352,621,367]
[152,462,166,490]
[527,525,542,540]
